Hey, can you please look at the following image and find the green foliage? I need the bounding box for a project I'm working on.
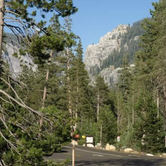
[134,93,165,153]
[1,1,79,165]
[40,106,71,154]
[2,0,166,161]
[19,49,26,56]
[100,105,117,145]
[117,55,133,102]
[77,139,86,145]
[112,1,166,154]
[12,52,19,58]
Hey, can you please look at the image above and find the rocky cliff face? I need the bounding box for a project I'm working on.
[84,25,129,74]
[2,43,37,78]
[84,23,142,87]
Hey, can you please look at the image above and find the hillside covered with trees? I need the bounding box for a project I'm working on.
[101,20,145,70]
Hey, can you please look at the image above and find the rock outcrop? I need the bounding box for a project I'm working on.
[84,25,129,73]
[2,43,37,78]
[84,22,142,87]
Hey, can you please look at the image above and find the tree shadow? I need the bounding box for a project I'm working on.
[75,158,166,166]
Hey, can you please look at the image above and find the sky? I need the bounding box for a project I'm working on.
[70,0,159,57]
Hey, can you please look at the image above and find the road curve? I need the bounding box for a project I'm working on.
[45,144,166,166]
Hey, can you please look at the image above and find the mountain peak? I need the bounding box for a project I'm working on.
[84,24,129,74]
[84,20,144,87]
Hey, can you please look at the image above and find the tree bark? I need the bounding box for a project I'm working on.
[132,83,135,126]
[157,88,160,118]
[39,50,53,138]
[97,91,100,122]
[100,124,102,147]
[42,50,52,108]
[42,69,49,108]
[75,70,78,130]
[0,0,4,77]
[117,93,120,133]
[67,46,72,115]
[163,85,166,130]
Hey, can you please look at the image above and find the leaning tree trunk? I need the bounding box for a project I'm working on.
[42,69,49,108]
[39,50,52,138]
[0,0,4,77]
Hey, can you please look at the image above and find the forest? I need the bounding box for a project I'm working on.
[0,0,166,165]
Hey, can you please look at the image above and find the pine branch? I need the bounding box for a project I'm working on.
[0,89,43,116]
[0,96,14,107]
[0,117,15,137]
[0,131,19,154]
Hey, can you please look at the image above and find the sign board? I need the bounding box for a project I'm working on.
[117,136,120,142]
[86,136,94,144]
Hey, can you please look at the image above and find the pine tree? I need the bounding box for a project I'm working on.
[94,75,110,122]
[135,0,166,130]
[116,55,134,133]
[69,39,94,134]
[0,0,78,165]
[99,105,117,145]
[134,92,165,153]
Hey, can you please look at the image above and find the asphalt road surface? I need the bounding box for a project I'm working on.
[45,144,166,166]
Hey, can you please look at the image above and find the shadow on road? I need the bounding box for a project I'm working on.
[75,158,166,166]
[54,150,68,153]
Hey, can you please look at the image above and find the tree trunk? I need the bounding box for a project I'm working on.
[97,91,100,122]
[39,50,52,138]
[163,85,166,130]
[65,16,73,139]
[157,88,160,118]
[100,124,102,147]
[117,94,120,133]
[75,71,79,130]
[0,0,4,77]
[42,50,52,108]
[132,83,135,126]
[42,69,49,108]
[67,46,72,115]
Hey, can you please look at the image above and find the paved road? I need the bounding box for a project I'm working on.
[45,145,166,166]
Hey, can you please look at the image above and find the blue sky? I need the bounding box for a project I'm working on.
[71,0,159,57]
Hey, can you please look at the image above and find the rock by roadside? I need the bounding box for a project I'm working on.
[105,144,116,151]
[124,148,134,153]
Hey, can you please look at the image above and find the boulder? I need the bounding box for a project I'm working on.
[105,144,116,151]
[124,148,133,153]
[162,153,166,158]
[96,143,101,147]
[146,153,154,157]
[87,144,94,148]
[105,143,110,150]
[109,145,116,151]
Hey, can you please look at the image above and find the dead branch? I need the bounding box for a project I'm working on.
[1,77,27,105]
[0,89,43,116]
[0,117,15,137]
[0,96,14,106]
[5,9,20,17]
[0,160,7,166]
[0,131,19,154]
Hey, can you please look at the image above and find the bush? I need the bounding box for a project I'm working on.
[77,139,86,145]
